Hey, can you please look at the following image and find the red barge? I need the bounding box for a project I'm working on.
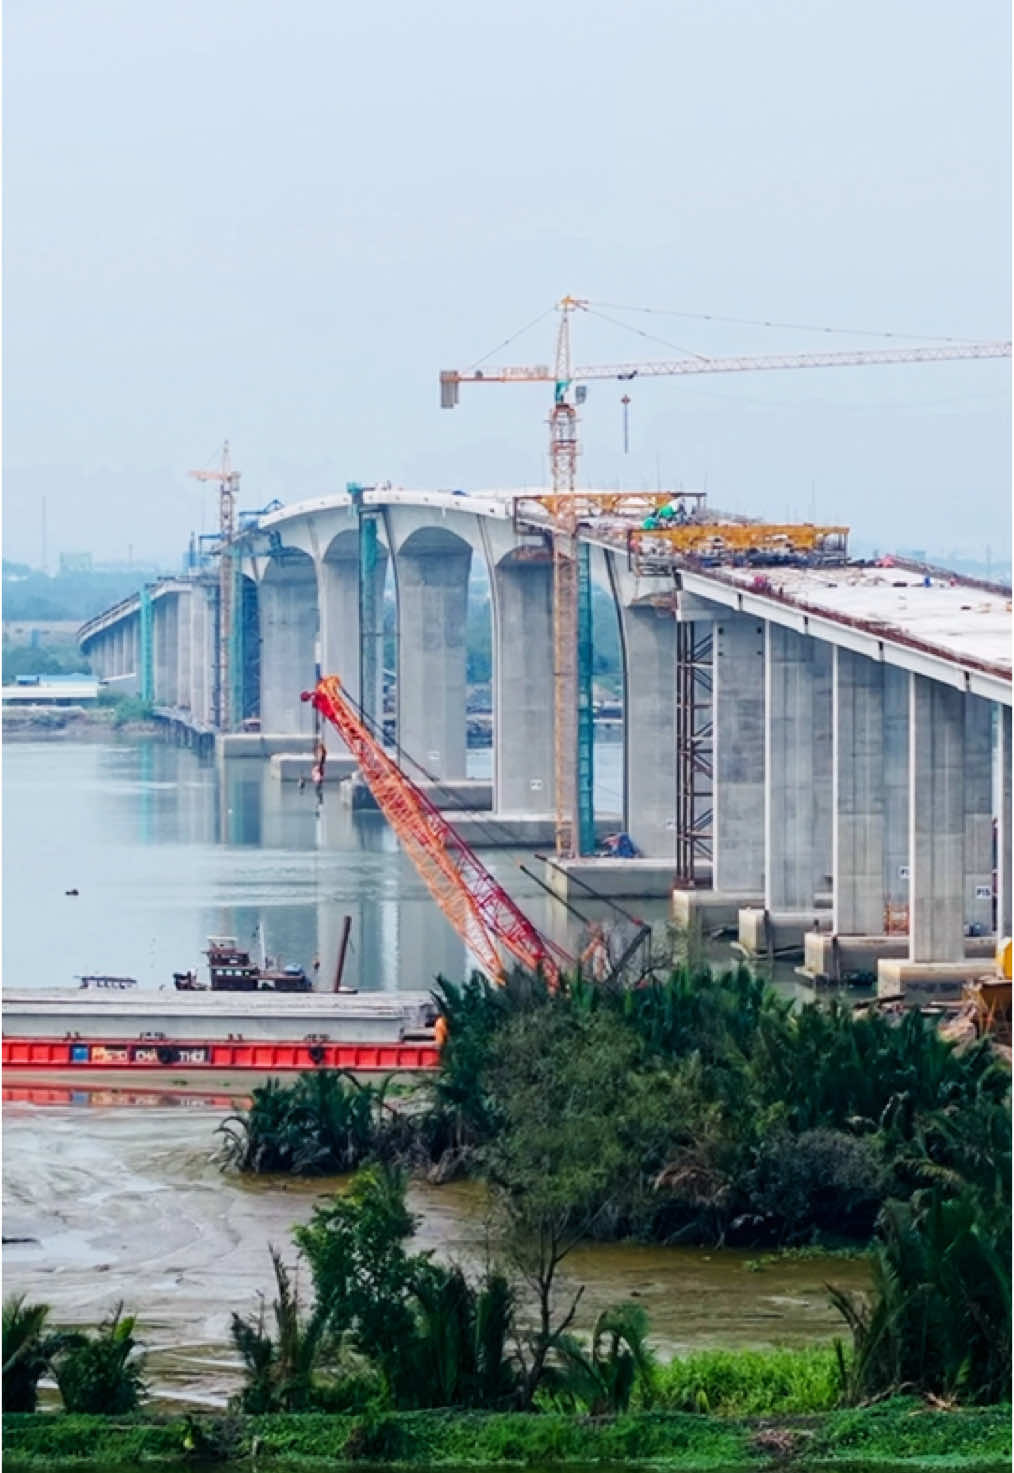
[3,953,441,1074]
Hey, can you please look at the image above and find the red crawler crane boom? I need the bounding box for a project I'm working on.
[301,676,570,989]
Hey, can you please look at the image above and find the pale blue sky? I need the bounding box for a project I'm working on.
[4,0,1010,567]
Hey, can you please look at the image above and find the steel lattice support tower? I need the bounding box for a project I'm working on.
[675,621,714,886]
[576,540,596,857]
[357,499,384,731]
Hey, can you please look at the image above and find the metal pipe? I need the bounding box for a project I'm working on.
[333,916,352,992]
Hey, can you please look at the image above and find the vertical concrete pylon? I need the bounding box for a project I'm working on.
[909,675,964,963]
[964,694,994,935]
[258,558,318,735]
[177,591,192,713]
[764,623,816,910]
[712,612,765,892]
[812,641,833,894]
[882,665,910,923]
[617,602,677,861]
[491,552,555,813]
[394,531,471,780]
[996,704,1013,938]
[832,648,885,935]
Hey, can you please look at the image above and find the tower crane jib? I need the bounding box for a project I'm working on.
[439,302,1011,860]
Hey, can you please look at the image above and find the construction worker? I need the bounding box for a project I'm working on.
[434,1014,449,1049]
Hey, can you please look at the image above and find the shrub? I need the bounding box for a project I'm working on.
[50,1303,146,1414]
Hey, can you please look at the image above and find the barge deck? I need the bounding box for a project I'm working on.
[2,989,441,1074]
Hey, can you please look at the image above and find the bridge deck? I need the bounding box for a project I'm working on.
[716,564,1011,674]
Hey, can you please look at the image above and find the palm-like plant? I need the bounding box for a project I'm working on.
[2,1295,66,1412]
[49,1303,146,1414]
[400,1265,517,1408]
[831,1170,1011,1405]
[548,1302,657,1414]
[231,1246,331,1412]
[218,1071,401,1175]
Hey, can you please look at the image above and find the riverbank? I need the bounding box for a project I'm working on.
[4,1402,1011,1470]
[1,706,159,739]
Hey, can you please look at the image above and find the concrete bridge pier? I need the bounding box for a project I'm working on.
[812,641,834,899]
[393,531,471,782]
[964,695,995,936]
[831,649,885,936]
[153,596,179,706]
[176,590,192,714]
[877,677,986,995]
[189,582,216,727]
[882,665,910,921]
[490,550,555,814]
[997,705,1013,938]
[258,559,318,737]
[739,625,826,955]
[806,649,903,983]
[617,598,678,863]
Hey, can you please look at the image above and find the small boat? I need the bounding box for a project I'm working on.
[173,937,312,994]
[77,976,138,991]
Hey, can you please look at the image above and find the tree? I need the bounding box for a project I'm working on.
[294,1163,420,1388]
[483,1006,672,1406]
[294,1164,518,1408]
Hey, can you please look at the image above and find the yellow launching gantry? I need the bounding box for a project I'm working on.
[511,486,850,573]
[631,517,850,567]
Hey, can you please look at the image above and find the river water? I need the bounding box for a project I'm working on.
[2,736,866,1407]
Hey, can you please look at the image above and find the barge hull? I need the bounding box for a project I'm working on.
[2,1035,440,1073]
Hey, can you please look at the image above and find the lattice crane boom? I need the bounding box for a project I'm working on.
[189,441,242,731]
[441,338,1012,394]
[302,676,569,988]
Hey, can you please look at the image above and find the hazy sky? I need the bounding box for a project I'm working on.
[4,0,1010,568]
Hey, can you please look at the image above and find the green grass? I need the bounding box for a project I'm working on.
[648,1345,844,1415]
[810,1396,1012,1465]
[3,1402,1011,1470]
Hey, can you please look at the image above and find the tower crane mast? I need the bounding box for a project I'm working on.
[441,302,1011,859]
[189,442,241,731]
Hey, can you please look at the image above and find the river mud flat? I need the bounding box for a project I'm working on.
[2,1102,870,1409]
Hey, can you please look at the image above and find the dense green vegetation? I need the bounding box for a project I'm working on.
[217,1072,412,1175]
[218,965,1010,1408]
[649,1345,843,1416]
[3,1400,1011,1469]
[6,967,1007,1431]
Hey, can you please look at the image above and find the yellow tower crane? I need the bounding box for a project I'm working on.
[441,300,1010,860]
